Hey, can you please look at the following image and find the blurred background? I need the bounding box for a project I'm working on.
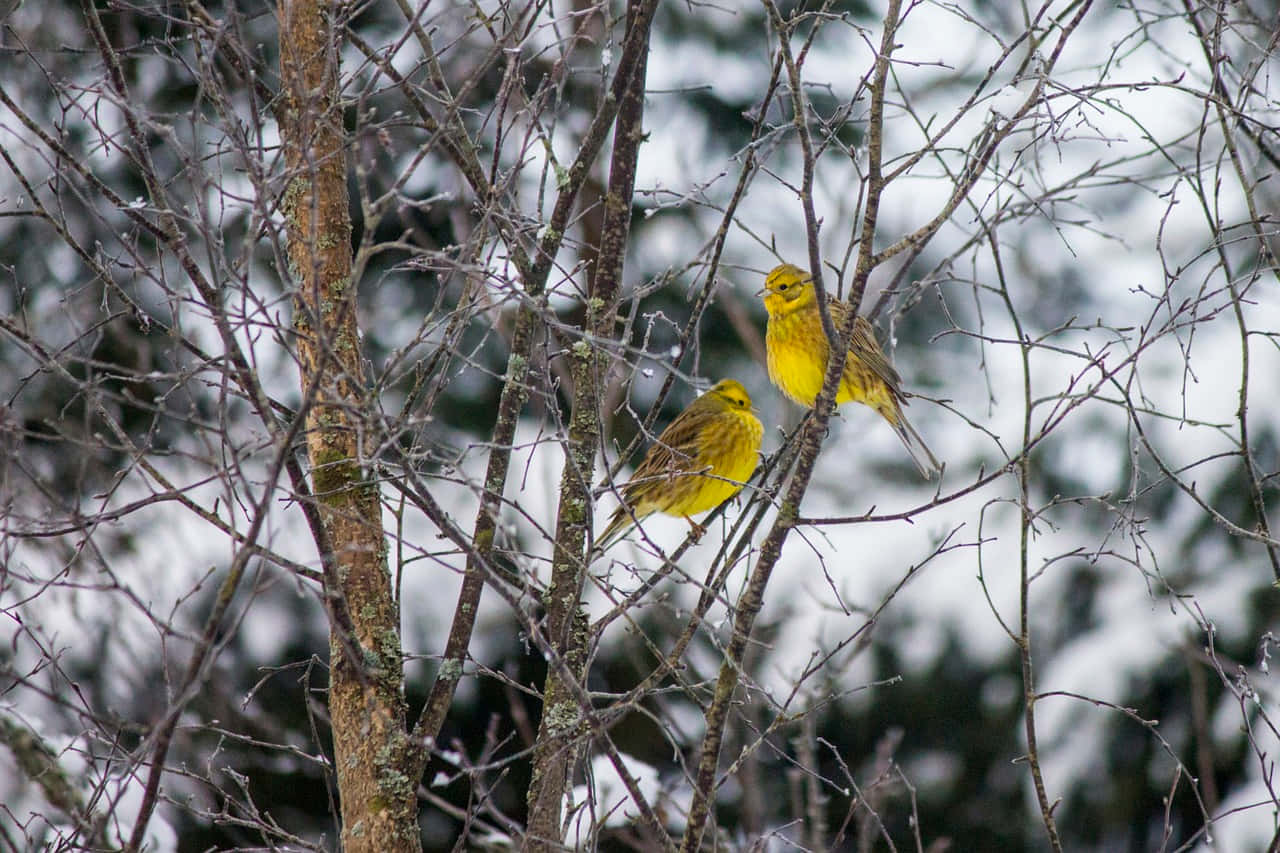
[1,0,1278,849]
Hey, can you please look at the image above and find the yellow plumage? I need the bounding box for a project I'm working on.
[598,379,764,551]
[762,263,941,478]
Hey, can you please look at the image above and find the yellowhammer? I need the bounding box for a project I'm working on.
[597,379,764,551]
[762,262,941,478]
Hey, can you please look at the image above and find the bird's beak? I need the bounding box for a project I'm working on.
[754,286,767,297]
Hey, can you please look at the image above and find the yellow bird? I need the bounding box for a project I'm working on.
[598,379,764,551]
[761,262,941,478]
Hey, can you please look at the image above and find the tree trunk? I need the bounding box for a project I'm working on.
[277,1,422,850]
[522,2,657,847]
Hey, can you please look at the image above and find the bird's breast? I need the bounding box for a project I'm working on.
[767,310,829,406]
[710,412,762,480]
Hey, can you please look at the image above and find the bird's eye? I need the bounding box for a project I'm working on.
[777,283,789,291]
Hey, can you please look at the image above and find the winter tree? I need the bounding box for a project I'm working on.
[1,0,1277,850]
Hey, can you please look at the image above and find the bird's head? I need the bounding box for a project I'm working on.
[761,263,815,317]
[705,379,753,412]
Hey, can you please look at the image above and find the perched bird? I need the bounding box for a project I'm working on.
[597,379,764,551]
[761,262,941,478]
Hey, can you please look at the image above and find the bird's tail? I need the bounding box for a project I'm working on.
[889,405,942,479]
[594,506,638,554]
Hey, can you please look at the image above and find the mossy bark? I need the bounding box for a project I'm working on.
[277,1,421,850]
[522,1,657,847]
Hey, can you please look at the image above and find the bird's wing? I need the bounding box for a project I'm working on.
[627,408,706,487]
[848,314,903,393]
